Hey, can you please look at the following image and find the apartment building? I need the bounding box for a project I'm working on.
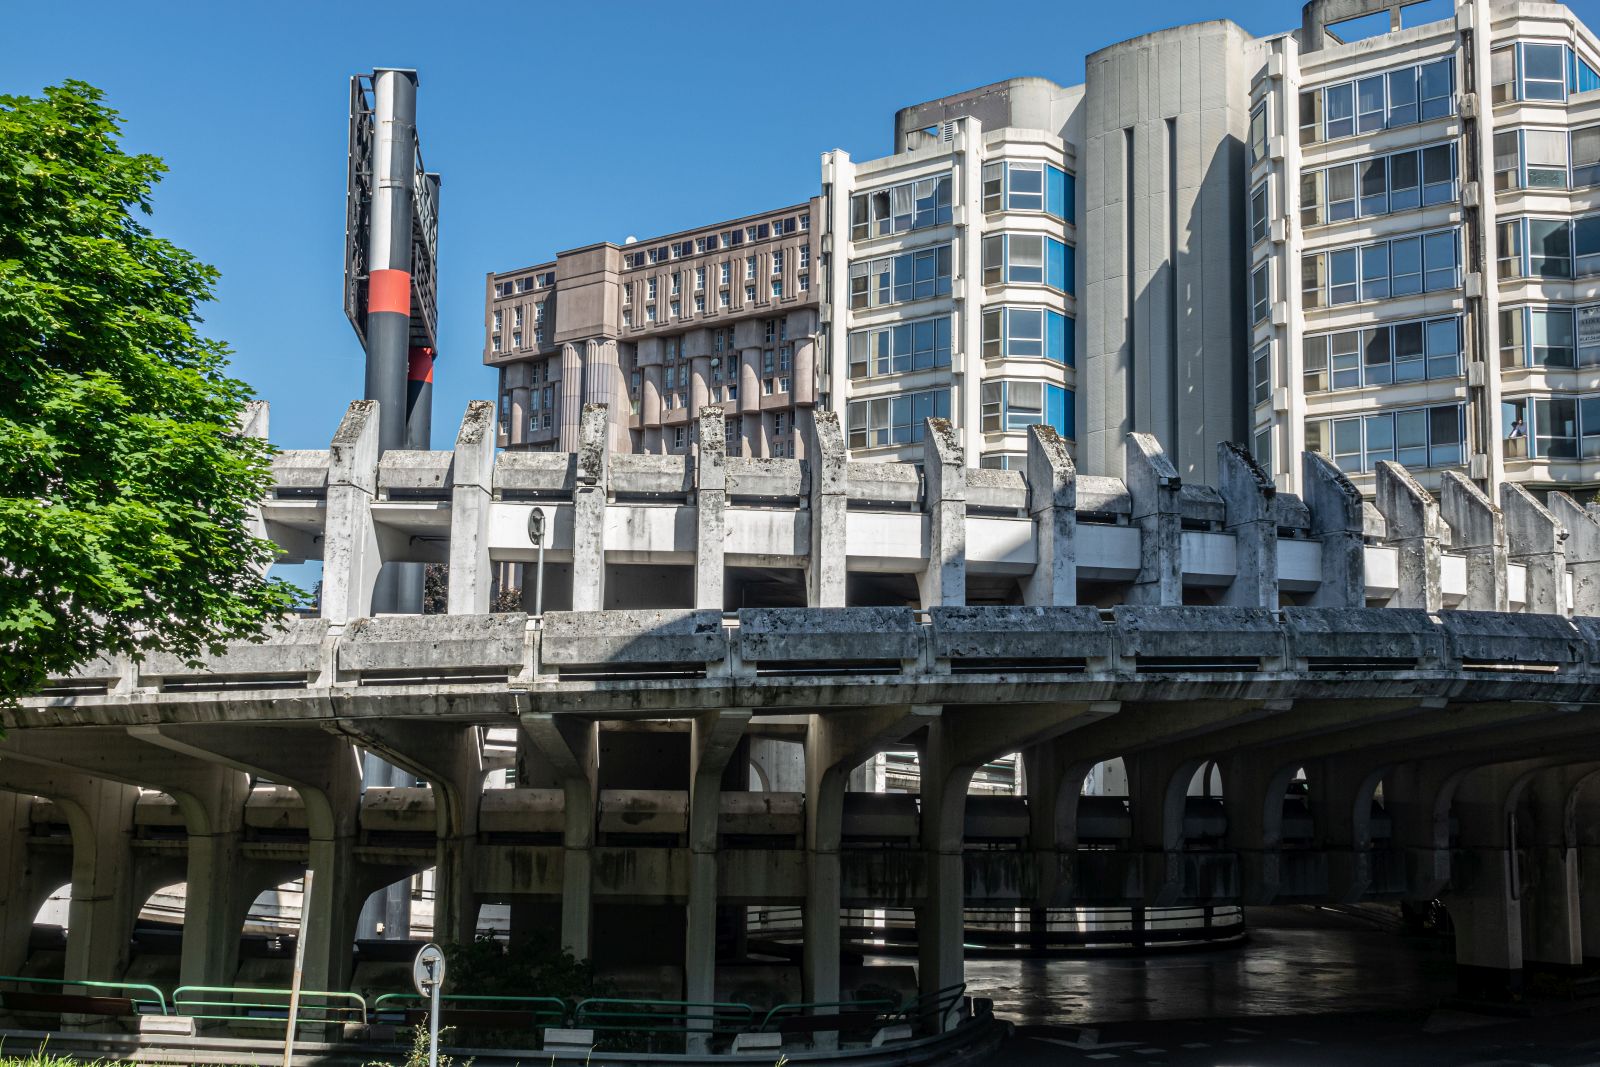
[485,202,822,459]
[1250,0,1600,497]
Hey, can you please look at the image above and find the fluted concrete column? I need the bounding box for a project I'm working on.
[571,404,610,611]
[1375,461,1442,611]
[558,343,584,451]
[695,406,726,610]
[690,356,711,418]
[520,714,597,960]
[918,418,965,609]
[1550,492,1600,615]
[1440,471,1508,611]
[685,710,750,1053]
[739,348,760,415]
[320,400,382,623]
[1503,483,1566,615]
[1217,441,1278,609]
[509,387,530,446]
[1023,425,1076,606]
[447,401,497,614]
[807,412,847,607]
[1302,452,1365,607]
[793,335,817,405]
[1125,432,1182,605]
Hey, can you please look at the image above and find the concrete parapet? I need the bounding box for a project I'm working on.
[927,605,1113,665]
[140,617,331,681]
[1438,611,1585,667]
[1550,492,1600,617]
[1112,605,1285,666]
[539,609,724,667]
[1440,471,1509,612]
[1502,483,1567,617]
[339,613,528,674]
[1375,461,1442,611]
[738,607,922,663]
[1281,607,1445,668]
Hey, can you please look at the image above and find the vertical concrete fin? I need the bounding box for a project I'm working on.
[571,403,610,611]
[1503,483,1566,616]
[919,417,966,608]
[447,400,497,615]
[1440,471,1509,611]
[1218,441,1279,609]
[1550,492,1600,616]
[807,411,848,607]
[239,400,269,440]
[695,405,727,610]
[321,400,382,623]
[1125,432,1182,605]
[1302,451,1366,607]
[1375,461,1442,611]
[1023,424,1077,606]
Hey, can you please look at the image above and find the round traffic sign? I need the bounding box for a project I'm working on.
[412,942,446,996]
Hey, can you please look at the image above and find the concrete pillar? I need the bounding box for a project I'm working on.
[695,406,726,611]
[739,348,760,415]
[1022,424,1076,606]
[792,335,817,406]
[1502,484,1566,616]
[1383,761,1454,902]
[1125,432,1182,605]
[641,364,663,435]
[447,400,497,614]
[1519,765,1595,972]
[1219,755,1300,904]
[1124,750,1204,908]
[1440,471,1509,612]
[918,417,965,609]
[509,387,529,446]
[320,400,383,623]
[558,343,584,451]
[0,792,39,976]
[1301,451,1366,607]
[1306,756,1388,903]
[571,404,610,611]
[1217,441,1279,609]
[807,411,847,607]
[1445,763,1527,999]
[690,356,711,416]
[1549,492,1600,616]
[1375,461,1442,612]
[520,714,597,960]
[685,711,750,1053]
[1575,772,1600,964]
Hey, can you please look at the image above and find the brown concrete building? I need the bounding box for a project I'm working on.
[485,201,823,459]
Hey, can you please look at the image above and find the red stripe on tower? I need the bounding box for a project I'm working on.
[408,347,435,383]
[368,269,412,316]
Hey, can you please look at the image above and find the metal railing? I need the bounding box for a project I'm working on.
[0,975,168,1017]
[173,985,367,1027]
[371,991,567,1032]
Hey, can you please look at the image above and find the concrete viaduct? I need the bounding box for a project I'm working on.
[6,398,1600,1023]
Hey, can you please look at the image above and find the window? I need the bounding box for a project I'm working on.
[695,267,706,290]
[1249,104,1267,164]
[1252,343,1271,406]
[1301,56,1453,144]
[622,283,632,305]
[847,316,952,378]
[646,305,657,323]
[849,244,954,309]
[513,307,523,328]
[1304,143,1456,227]
[772,250,784,275]
[981,234,1071,292]
[512,330,522,348]
[1249,183,1269,245]
[492,310,502,331]
[647,278,658,300]
[978,380,1074,439]
[765,319,778,344]
[981,307,1071,364]
[799,244,810,269]
[673,426,686,451]
[1524,42,1567,101]
[851,173,954,240]
[1254,426,1272,470]
[745,285,756,303]
[694,294,705,313]
[720,262,731,285]
[798,273,810,292]
[847,388,952,448]
[771,280,783,298]
[622,309,633,327]
[671,272,681,295]
[670,300,680,319]
[1502,305,1600,367]
[1531,217,1572,278]
[1306,404,1465,472]
[1574,125,1600,187]
[718,291,730,308]
[1303,316,1462,392]
[1526,129,1569,188]
[1302,228,1459,307]
[1251,264,1270,323]
[745,256,756,280]
[491,335,501,353]
[981,161,1074,221]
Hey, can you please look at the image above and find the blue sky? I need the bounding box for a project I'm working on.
[5,0,1483,451]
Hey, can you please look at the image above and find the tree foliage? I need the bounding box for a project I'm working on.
[0,81,299,702]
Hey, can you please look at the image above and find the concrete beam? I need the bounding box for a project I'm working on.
[807,411,847,607]
[695,406,727,611]
[1502,483,1566,616]
[1022,425,1077,606]
[1301,451,1365,607]
[447,400,497,615]
[571,404,610,611]
[1124,433,1181,605]
[918,418,965,609]
[1217,442,1278,609]
[320,400,382,622]
[1440,471,1509,611]
[1374,461,1441,611]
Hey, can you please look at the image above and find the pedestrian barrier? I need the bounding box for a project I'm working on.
[0,975,168,1018]
[172,985,367,1027]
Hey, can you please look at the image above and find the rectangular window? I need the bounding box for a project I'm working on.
[1494,131,1522,191]
[772,250,784,275]
[1529,218,1572,278]
[1304,334,1328,393]
[1326,163,1357,222]
[1306,316,1462,391]
[1522,42,1567,101]
[852,173,954,239]
[1311,404,1464,472]
[1530,307,1575,367]
[1308,55,1453,142]
[1252,343,1270,406]
[1574,125,1600,187]
[850,245,953,309]
[846,388,951,448]
[1525,129,1569,188]
[695,266,706,290]
[981,235,1069,292]
[1576,215,1600,276]
[1249,183,1269,244]
[1249,104,1267,164]
[848,317,951,378]
[1251,263,1270,323]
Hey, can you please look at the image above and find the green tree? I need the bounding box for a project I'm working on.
[0,81,298,703]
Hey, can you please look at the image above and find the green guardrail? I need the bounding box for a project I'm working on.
[758,998,898,1034]
[371,992,568,1027]
[573,997,754,1038]
[0,975,169,1016]
[898,983,967,1032]
[173,985,366,1026]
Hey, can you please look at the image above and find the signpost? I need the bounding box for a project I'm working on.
[282,870,313,1067]
[412,942,447,1067]
[527,508,547,618]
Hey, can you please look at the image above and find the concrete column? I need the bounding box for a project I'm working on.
[1519,764,1595,972]
[641,364,663,431]
[1375,461,1442,612]
[447,400,497,614]
[685,710,750,1053]
[0,792,41,976]
[1217,441,1279,609]
[739,348,760,415]
[1445,763,1528,999]
[1549,492,1600,616]
[520,714,598,960]
[1502,484,1566,616]
[807,411,848,607]
[1123,750,1205,908]
[1440,471,1509,612]
[793,408,813,463]
[690,356,711,416]
[1022,425,1076,606]
[1306,756,1388,903]
[1575,772,1600,963]
[695,406,726,611]
[1301,451,1366,607]
[1124,432,1182,606]
[1383,761,1454,902]
[1219,755,1300,904]
[509,387,529,446]
[558,343,584,451]
[571,404,610,611]
[918,417,965,609]
[792,335,817,406]
[320,400,383,623]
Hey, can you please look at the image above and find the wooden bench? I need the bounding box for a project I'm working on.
[0,990,136,1017]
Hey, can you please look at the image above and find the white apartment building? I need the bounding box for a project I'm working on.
[1250,0,1600,498]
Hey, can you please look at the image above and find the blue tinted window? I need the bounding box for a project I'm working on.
[1046,239,1071,293]
[1046,384,1072,439]
[1045,310,1068,365]
[1047,166,1072,222]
